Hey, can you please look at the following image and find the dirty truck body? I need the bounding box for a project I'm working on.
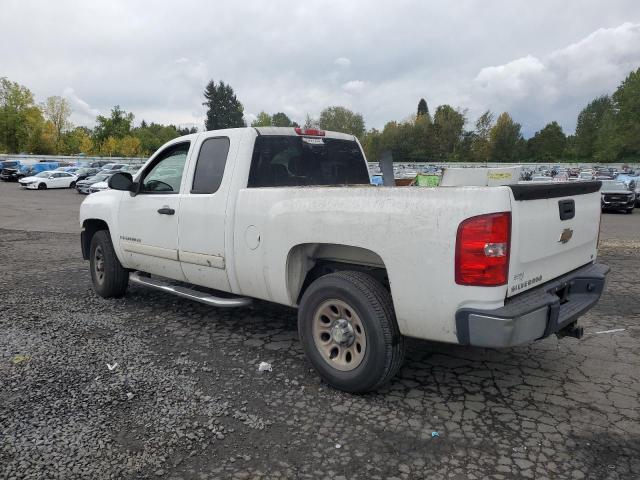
[80,127,608,392]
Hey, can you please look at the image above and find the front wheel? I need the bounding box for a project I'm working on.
[626,208,634,214]
[89,230,129,298]
[37,183,47,190]
[298,271,405,393]
[70,181,76,188]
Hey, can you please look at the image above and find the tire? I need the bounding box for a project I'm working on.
[89,230,129,298]
[298,271,405,393]
[70,181,76,188]
[37,183,47,190]
[626,208,634,214]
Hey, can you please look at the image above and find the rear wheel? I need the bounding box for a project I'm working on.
[298,271,405,393]
[37,183,47,190]
[90,230,129,298]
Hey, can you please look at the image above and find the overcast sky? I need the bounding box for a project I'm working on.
[2,0,639,137]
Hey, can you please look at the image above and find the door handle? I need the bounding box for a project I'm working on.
[157,207,175,215]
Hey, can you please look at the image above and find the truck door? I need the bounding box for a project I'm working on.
[177,134,236,292]
[116,141,192,280]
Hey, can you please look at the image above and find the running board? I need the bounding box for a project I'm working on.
[129,271,252,308]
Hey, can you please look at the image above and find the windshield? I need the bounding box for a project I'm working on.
[89,173,110,181]
[35,171,52,178]
[248,136,369,187]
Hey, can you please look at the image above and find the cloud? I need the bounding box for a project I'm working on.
[63,88,101,126]
[0,1,638,136]
[472,22,640,134]
[342,80,366,94]
[334,57,351,68]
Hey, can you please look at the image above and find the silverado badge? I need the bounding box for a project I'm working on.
[558,228,573,244]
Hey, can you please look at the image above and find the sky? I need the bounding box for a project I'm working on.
[1,0,639,137]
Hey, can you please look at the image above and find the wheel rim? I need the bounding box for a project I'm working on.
[312,299,367,372]
[94,245,105,284]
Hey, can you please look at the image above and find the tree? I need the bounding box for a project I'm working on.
[470,110,494,163]
[99,136,119,156]
[251,111,272,127]
[42,96,72,152]
[132,122,180,155]
[489,112,523,162]
[271,112,298,127]
[118,135,142,157]
[203,80,245,130]
[611,67,640,158]
[417,98,430,120]
[94,105,134,143]
[527,121,566,162]
[432,105,466,160]
[61,127,93,154]
[574,96,613,159]
[0,78,43,153]
[317,106,365,138]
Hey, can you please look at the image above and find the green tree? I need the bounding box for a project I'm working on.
[132,121,180,155]
[271,112,298,127]
[0,78,42,153]
[527,121,566,162]
[251,111,272,127]
[94,105,134,143]
[417,98,430,120]
[317,106,365,138]
[611,67,640,158]
[593,110,622,163]
[61,127,93,155]
[203,80,245,130]
[432,105,466,160]
[42,96,73,153]
[470,110,494,163]
[489,112,523,162]
[574,96,613,159]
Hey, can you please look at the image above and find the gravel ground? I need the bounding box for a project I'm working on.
[1,187,639,479]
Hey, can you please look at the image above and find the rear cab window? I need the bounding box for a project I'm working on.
[247,135,370,187]
[191,137,230,194]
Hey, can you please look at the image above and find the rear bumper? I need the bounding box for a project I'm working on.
[455,263,609,348]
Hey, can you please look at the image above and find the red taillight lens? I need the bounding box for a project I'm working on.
[455,212,511,286]
[294,127,325,136]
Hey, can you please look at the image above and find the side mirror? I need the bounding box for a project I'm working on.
[108,172,135,192]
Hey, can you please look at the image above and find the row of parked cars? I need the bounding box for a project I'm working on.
[0,159,140,194]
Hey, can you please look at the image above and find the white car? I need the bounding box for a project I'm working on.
[89,181,109,193]
[80,126,609,393]
[19,171,78,190]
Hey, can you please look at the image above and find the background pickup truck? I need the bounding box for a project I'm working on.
[79,126,609,393]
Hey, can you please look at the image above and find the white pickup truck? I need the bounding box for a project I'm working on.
[79,126,609,393]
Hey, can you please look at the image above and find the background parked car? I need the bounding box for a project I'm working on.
[19,171,78,190]
[100,163,127,172]
[0,160,24,181]
[76,172,115,194]
[74,167,101,181]
[600,180,635,213]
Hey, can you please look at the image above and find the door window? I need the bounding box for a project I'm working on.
[191,137,230,194]
[140,142,190,193]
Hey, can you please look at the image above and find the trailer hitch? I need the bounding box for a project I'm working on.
[556,321,584,340]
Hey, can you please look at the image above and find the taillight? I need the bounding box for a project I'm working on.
[294,127,325,136]
[455,212,511,286]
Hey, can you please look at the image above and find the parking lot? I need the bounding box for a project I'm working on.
[1,181,639,479]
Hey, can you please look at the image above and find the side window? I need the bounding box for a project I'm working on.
[191,137,230,194]
[140,142,190,193]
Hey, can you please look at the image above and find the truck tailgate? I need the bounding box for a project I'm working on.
[507,181,602,297]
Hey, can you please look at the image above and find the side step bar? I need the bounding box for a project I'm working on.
[129,271,252,308]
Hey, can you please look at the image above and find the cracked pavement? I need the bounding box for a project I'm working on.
[0,183,639,479]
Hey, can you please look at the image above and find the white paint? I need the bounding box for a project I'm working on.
[80,127,602,345]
